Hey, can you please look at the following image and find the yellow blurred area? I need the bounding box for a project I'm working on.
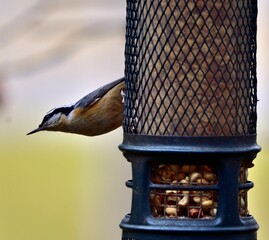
[0,0,268,240]
[249,148,269,240]
[0,131,268,240]
[0,136,81,240]
[0,124,130,240]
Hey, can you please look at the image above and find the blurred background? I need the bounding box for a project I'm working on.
[0,0,268,239]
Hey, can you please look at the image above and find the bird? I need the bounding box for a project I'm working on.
[27,77,125,137]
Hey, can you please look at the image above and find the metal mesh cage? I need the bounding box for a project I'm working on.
[150,164,218,219]
[150,163,251,219]
[124,0,257,136]
[120,1,259,239]
[239,162,252,217]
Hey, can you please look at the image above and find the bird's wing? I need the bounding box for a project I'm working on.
[74,77,124,109]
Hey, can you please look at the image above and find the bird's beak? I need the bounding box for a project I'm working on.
[27,127,43,135]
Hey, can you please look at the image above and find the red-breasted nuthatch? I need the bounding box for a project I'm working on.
[27,77,125,137]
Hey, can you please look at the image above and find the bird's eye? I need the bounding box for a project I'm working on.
[39,113,53,127]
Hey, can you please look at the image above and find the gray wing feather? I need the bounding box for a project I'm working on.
[74,77,124,109]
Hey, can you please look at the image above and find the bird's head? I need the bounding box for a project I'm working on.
[27,106,73,135]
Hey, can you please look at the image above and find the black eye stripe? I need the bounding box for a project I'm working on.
[39,106,73,127]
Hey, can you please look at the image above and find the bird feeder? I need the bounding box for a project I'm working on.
[119,1,260,240]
